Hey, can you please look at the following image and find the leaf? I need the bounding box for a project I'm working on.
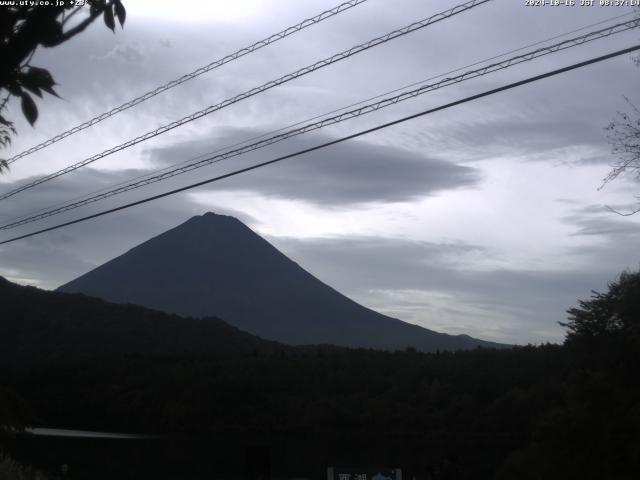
[103,5,115,32]
[20,92,38,126]
[42,85,60,98]
[38,20,63,47]
[25,66,55,88]
[19,67,59,98]
[6,83,22,96]
[0,115,16,135]
[0,115,13,128]
[20,83,42,98]
[114,1,126,27]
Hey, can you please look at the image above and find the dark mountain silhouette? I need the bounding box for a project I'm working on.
[58,212,506,351]
[0,275,284,360]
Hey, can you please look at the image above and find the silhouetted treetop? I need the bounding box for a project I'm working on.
[561,268,640,342]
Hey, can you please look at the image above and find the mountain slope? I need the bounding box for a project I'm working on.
[0,275,284,360]
[58,212,505,351]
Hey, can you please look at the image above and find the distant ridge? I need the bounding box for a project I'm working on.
[58,212,507,352]
[0,275,285,359]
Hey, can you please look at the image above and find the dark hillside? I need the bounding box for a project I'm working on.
[0,276,285,360]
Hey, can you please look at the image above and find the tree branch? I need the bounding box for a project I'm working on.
[53,5,108,46]
[61,5,84,26]
[605,204,640,216]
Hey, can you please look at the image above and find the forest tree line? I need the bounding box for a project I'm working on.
[0,270,638,478]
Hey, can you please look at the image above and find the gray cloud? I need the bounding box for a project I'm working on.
[565,212,640,236]
[89,43,145,63]
[270,235,607,305]
[0,164,264,289]
[2,0,639,347]
[559,203,640,272]
[1,162,637,344]
[115,45,145,63]
[148,129,481,205]
[561,202,640,236]
[267,234,617,343]
[444,116,605,157]
[0,166,189,286]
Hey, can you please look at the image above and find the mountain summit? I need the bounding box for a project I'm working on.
[58,212,504,351]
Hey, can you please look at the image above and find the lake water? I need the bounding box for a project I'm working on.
[3,429,495,479]
[25,427,161,439]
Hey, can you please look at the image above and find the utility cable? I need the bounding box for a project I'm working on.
[4,0,371,165]
[0,0,492,201]
[10,6,635,228]
[1,44,637,246]
[1,18,637,231]
[7,9,633,227]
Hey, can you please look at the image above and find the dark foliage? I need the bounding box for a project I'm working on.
[0,0,126,162]
[502,268,640,479]
[561,268,640,383]
[0,273,639,478]
[0,387,33,433]
[0,276,285,359]
[564,270,638,336]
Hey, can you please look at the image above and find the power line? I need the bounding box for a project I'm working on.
[7,9,634,230]
[8,8,633,229]
[5,0,371,165]
[1,18,636,231]
[0,0,492,202]
[14,5,629,206]
[18,7,627,230]
[1,44,637,246]
[9,9,631,227]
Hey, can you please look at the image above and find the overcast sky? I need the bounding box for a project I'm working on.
[1,0,639,344]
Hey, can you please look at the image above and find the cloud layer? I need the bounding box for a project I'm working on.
[1,0,640,344]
